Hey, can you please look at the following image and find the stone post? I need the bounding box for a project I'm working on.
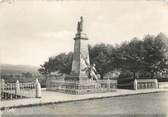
[35,79,42,98]
[1,79,5,92]
[145,83,147,88]
[46,78,48,90]
[133,79,137,90]
[0,79,5,100]
[15,80,20,95]
[155,79,158,89]
[108,79,111,90]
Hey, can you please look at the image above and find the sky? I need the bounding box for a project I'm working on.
[0,0,168,66]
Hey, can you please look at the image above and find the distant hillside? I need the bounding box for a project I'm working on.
[0,64,40,75]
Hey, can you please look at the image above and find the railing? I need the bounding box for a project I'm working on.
[97,80,117,89]
[133,79,158,90]
[0,79,41,100]
[46,79,117,94]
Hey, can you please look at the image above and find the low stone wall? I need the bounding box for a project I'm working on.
[159,82,168,89]
[133,79,158,90]
[46,79,117,94]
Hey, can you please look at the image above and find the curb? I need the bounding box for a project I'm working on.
[1,90,167,110]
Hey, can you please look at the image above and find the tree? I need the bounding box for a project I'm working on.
[38,62,50,76]
[143,34,168,78]
[38,52,73,76]
[116,38,145,79]
[53,52,73,74]
[39,43,117,79]
[38,33,168,80]
[89,43,115,79]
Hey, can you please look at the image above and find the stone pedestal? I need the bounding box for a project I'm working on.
[46,17,117,95]
[65,27,90,81]
[64,31,93,93]
[64,17,100,94]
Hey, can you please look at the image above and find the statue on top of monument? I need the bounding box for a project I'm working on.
[77,16,83,33]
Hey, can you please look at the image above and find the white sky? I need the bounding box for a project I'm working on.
[0,0,168,66]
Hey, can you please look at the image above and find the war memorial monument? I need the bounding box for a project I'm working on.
[0,17,159,102]
[46,16,159,94]
[65,16,93,81]
[46,17,117,94]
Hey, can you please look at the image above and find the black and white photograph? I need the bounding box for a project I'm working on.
[1,0,168,116]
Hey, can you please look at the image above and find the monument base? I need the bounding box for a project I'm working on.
[47,76,117,95]
[64,75,89,81]
[46,17,117,95]
[63,75,100,94]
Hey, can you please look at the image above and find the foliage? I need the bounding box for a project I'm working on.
[89,43,115,78]
[117,38,145,79]
[38,33,168,79]
[38,52,73,76]
[142,34,168,78]
[117,33,168,79]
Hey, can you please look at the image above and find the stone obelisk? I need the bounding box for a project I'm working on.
[65,16,90,81]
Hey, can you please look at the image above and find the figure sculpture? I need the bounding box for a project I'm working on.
[89,64,98,81]
[81,55,98,81]
[77,16,83,33]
